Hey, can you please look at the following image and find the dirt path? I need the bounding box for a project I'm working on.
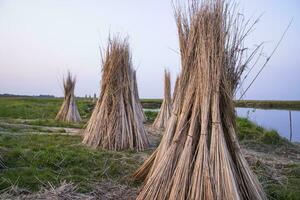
[0,121,82,136]
[0,121,161,145]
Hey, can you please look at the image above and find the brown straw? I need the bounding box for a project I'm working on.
[82,36,149,151]
[133,0,266,199]
[55,72,81,123]
[153,70,172,130]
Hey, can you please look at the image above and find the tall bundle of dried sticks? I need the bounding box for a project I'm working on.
[92,93,97,103]
[82,36,149,151]
[153,70,172,129]
[55,72,81,123]
[132,70,146,122]
[133,0,266,199]
[172,75,180,104]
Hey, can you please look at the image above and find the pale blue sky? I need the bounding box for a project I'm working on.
[0,0,299,99]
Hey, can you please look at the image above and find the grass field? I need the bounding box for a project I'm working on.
[140,99,162,109]
[0,97,95,119]
[0,97,93,128]
[0,97,299,199]
[0,134,146,193]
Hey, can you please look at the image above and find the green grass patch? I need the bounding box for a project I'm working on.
[144,111,158,123]
[237,117,287,145]
[0,97,94,120]
[0,134,145,192]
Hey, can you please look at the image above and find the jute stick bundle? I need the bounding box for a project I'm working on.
[133,0,266,199]
[133,71,146,122]
[55,72,81,123]
[82,36,149,151]
[172,75,180,104]
[153,70,172,129]
[92,93,97,103]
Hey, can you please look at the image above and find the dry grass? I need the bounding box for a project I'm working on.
[82,36,149,151]
[0,181,137,200]
[55,72,82,123]
[152,70,172,130]
[134,0,266,199]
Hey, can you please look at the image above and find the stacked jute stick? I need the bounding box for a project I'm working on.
[92,93,97,103]
[133,71,146,122]
[82,36,149,151]
[133,0,266,199]
[55,72,81,123]
[153,70,172,129]
[172,75,180,104]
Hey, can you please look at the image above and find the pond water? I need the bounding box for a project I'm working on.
[236,108,300,142]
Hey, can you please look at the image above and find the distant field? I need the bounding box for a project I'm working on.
[0,97,93,128]
[142,99,300,111]
[140,99,162,109]
[0,97,94,119]
[0,97,163,117]
[236,100,300,111]
[1,97,300,116]
[141,99,300,110]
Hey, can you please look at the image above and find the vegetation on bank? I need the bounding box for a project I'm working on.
[143,99,300,110]
[237,118,300,200]
[237,118,286,145]
[236,100,300,111]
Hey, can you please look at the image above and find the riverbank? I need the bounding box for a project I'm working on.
[236,100,300,111]
[141,99,300,111]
